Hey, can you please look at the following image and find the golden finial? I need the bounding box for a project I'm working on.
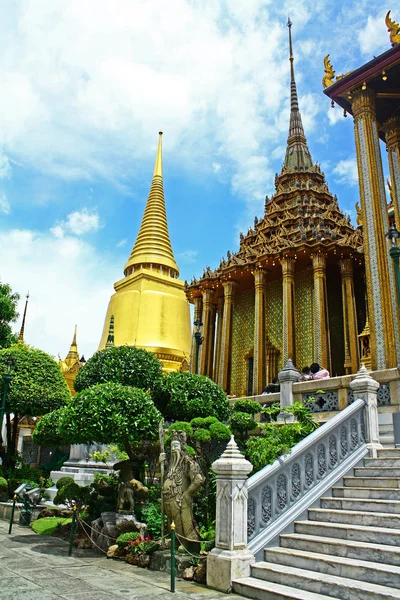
[153,132,163,178]
[322,55,336,89]
[386,11,400,46]
[18,292,30,343]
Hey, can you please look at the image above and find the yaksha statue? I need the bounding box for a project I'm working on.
[161,432,204,552]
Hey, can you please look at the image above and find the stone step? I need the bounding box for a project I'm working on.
[264,546,400,587]
[249,561,400,600]
[233,577,333,600]
[365,457,400,467]
[332,486,400,500]
[344,476,400,488]
[281,532,400,566]
[294,520,400,547]
[320,497,400,513]
[308,507,400,528]
[355,467,400,477]
[378,448,400,458]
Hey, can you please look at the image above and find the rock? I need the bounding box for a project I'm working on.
[115,513,145,536]
[126,554,151,567]
[193,561,207,584]
[183,566,195,580]
[107,544,119,558]
[77,536,93,549]
[37,508,58,519]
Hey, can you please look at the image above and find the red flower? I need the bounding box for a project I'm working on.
[138,535,143,542]
[145,536,151,542]
[134,540,139,546]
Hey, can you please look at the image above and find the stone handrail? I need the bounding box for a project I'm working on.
[247,397,368,558]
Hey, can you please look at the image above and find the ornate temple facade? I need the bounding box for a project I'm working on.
[98,133,191,372]
[186,22,366,397]
[323,12,400,372]
[59,326,85,395]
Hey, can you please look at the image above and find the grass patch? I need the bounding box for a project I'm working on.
[31,516,72,536]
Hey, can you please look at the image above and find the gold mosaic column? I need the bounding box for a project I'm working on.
[200,288,215,376]
[218,281,238,392]
[339,259,359,375]
[281,257,296,365]
[213,297,224,381]
[384,116,400,230]
[208,303,217,378]
[252,268,267,395]
[311,252,331,372]
[352,88,398,369]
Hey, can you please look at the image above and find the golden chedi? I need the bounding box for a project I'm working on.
[59,326,85,396]
[98,133,191,372]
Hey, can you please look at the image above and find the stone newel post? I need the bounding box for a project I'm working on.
[350,364,382,457]
[207,436,255,593]
[278,358,300,422]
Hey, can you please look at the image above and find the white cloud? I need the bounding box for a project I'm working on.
[116,238,127,248]
[0,1,324,207]
[0,194,10,214]
[357,11,389,56]
[177,249,198,264]
[212,162,221,173]
[0,228,117,358]
[0,150,11,179]
[333,158,359,186]
[66,209,100,235]
[50,208,100,238]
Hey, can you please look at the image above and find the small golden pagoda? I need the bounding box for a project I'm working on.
[59,326,84,395]
[186,20,366,396]
[98,133,191,372]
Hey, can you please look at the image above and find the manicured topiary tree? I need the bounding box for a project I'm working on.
[74,346,163,393]
[153,372,230,422]
[33,382,162,461]
[0,344,70,469]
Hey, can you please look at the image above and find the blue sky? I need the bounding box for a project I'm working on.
[0,0,393,358]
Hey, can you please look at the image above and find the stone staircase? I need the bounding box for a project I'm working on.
[233,447,400,600]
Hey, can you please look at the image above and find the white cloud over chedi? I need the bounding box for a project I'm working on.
[333,159,359,187]
[1,229,117,358]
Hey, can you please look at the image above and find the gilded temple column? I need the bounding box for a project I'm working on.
[208,303,217,378]
[213,297,224,381]
[218,281,238,393]
[384,116,400,230]
[352,88,398,369]
[252,268,267,396]
[280,257,296,365]
[311,252,331,372]
[339,259,359,375]
[190,296,203,373]
[200,288,215,377]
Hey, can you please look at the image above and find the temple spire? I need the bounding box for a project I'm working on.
[283,19,313,171]
[18,292,29,343]
[124,132,179,277]
[65,325,79,363]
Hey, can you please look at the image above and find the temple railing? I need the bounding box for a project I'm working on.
[247,397,368,558]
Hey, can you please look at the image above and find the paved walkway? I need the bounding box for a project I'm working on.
[0,521,242,600]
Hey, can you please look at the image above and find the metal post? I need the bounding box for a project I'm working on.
[170,521,176,593]
[194,332,201,375]
[158,420,165,548]
[390,246,400,310]
[8,495,16,535]
[68,505,77,557]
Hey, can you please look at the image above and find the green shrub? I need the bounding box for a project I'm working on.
[229,412,258,435]
[194,428,211,443]
[56,476,74,490]
[232,399,260,415]
[168,421,193,437]
[0,476,7,490]
[208,422,231,440]
[116,531,140,551]
[153,372,230,422]
[74,345,163,393]
[141,502,164,538]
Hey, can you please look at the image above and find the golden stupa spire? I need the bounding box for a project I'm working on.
[283,18,313,171]
[18,292,30,343]
[65,325,79,364]
[124,132,179,277]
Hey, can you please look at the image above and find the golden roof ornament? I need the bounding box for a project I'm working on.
[386,10,400,46]
[17,291,30,343]
[322,55,335,88]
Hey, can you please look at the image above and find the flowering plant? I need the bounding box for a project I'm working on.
[128,534,159,556]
